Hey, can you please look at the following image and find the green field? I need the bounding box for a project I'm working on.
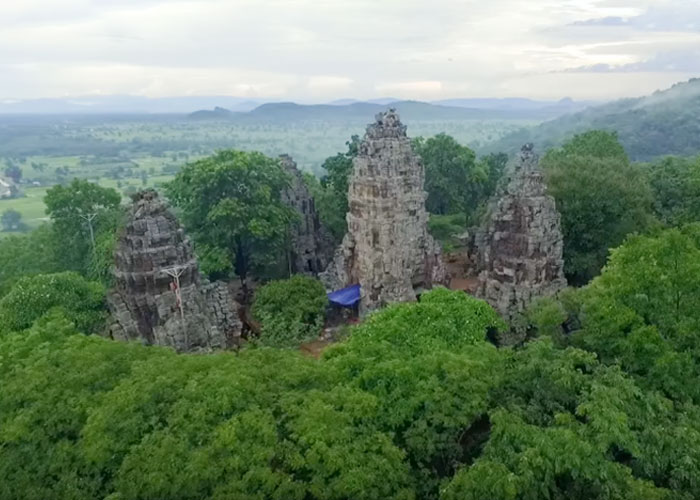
[0,187,49,236]
[0,115,530,238]
[0,174,174,238]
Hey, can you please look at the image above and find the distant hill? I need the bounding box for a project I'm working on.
[327,98,399,106]
[487,79,700,161]
[1,94,592,119]
[188,106,237,120]
[188,99,586,123]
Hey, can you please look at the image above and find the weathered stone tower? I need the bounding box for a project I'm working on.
[279,154,334,275]
[476,144,567,322]
[322,109,447,311]
[106,190,241,352]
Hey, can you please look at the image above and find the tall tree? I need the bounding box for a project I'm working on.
[44,179,122,277]
[478,152,508,200]
[318,135,360,239]
[644,156,700,226]
[165,150,296,288]
[541,131,656,285]
[413,133,484,217]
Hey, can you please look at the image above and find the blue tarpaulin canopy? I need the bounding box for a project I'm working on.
[328,284,361,307]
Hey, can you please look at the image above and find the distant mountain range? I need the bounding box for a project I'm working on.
[0,94,594,119]
[488,78,700,161]
[187,98,594,123]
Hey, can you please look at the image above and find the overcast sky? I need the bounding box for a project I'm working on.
[2,0,699,101]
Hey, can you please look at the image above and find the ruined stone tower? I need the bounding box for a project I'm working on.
[106,190,242,352]
[279,154,334,275]
[322,109,447,311]
[476,144,567,322]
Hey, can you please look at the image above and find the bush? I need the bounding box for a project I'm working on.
[252,274,328,347]
[0,272,107,334]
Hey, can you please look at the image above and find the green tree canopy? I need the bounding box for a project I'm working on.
[321,134,360,201]
[317,135,360,240]
[44,179,122,278]
[252,274,328,347]
[0,271,106,334]
[644,156,700,226]
[546,129,630,163]
[2,285,700,499]
[0,225,63,297]
[413,133,483,216]
[542,131,656,284]
[165,150,296,284]
[478,152,509,200]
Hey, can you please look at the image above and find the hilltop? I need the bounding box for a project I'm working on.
[488,78,700,160]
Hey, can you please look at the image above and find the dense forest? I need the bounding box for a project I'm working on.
[1,106,700,498]
[490,78,700,161]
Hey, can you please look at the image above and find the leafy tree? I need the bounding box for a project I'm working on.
[528,226,700,404]
[3,282,700,500]
[542,131,656,284]
[166,150,296,287]
[44,179,122,277]
[318,135,360,239]
[304,172,347,242]
[252,274,328,347]
[413,133,483,216]
[0,271,106,334]
[446,339,678,500]
[546,129,629,163]
[321,134,360,200]
[478,152,508,200]
[0,208,24,232]
[644,156,700,226]
[0,225,63,297]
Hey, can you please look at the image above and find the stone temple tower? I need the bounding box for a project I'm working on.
[322,109,447,312]
[279,154,334,275]
[476,144,567,322]
[106,190,241,352]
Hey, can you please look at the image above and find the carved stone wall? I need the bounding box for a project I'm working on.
[279,154,334,275]
[321,110,447,311]
[476,144,567,322]
[106,190,242,352]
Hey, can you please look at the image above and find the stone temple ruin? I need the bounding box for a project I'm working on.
[322,109,447,312]
[475,144,567,322]
[106,190,242,352]
[279,154,334,275]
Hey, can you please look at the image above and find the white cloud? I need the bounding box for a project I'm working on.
[375,81,443,99]
[0,0,698,100]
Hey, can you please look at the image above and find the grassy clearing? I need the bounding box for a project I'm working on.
[0,187,49,237]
